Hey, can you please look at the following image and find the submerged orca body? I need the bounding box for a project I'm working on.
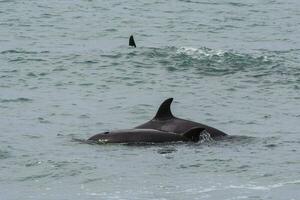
[88,128,205,144]
[135,98,227,138]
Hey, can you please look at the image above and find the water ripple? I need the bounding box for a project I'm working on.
[0,150,10,159]
[0,98,33,103]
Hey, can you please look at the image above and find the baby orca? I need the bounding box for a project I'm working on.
[88,127,205,144]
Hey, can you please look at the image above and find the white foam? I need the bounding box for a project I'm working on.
[176,47,225,59]
[227,180,300,191]
[199,130,214,143]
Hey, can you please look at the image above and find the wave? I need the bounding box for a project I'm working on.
[173,47,272,75]
[1,49,49,54]
[135,46,274,76]
[0,98,33,103]
[226,180,300,191]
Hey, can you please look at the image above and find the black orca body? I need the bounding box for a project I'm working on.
[135,98,227,138]
[88,128,205,144]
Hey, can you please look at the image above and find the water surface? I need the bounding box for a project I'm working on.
[0,0,300,199]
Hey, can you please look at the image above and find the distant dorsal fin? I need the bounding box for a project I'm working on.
[129,35,136,48]
[182,127,205,142]
[153,98,174,120]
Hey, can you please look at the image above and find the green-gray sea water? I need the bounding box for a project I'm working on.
[1,0,300,199]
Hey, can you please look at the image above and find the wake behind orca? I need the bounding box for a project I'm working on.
[135,98,227,138]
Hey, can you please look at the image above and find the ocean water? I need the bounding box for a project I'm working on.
[1,0,300,199]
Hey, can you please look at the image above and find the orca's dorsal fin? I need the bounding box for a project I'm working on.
[129,35,136,48]
[153,98,174,120]
[182,127,205,142]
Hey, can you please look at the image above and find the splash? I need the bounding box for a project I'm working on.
[199,130,215,143]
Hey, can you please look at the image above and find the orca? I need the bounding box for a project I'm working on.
[135,98,227,138]
[88,127,205,144]
[129,35,136,47]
